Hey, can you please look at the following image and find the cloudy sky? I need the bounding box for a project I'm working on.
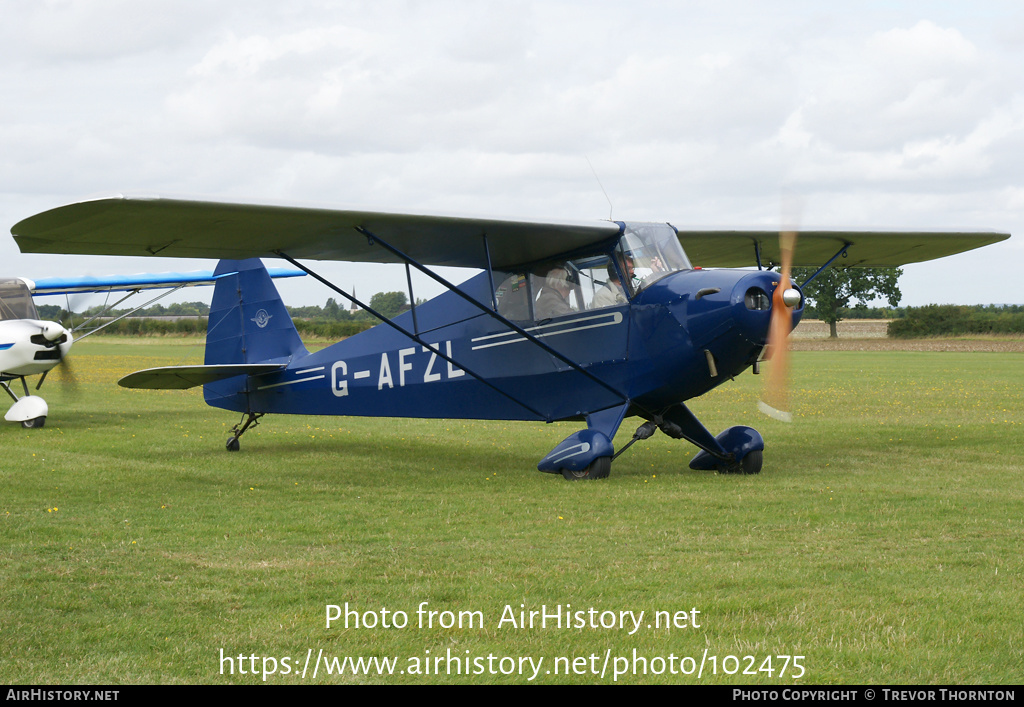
[2,0,1022,308]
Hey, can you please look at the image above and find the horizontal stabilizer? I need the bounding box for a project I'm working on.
[119,364,285,389]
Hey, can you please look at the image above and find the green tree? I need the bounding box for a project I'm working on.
[323,297,342,321]
[368,291,409,320]
[790,266,902,338]
[37,304,63,320]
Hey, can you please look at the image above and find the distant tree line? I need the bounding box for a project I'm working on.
[887,304,1024,338]
[790,266,1023,339]
[803,304,905,320]
[37,301,212,322]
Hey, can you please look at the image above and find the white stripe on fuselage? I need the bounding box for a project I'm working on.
[470,312,622,351]
[257,375,326,391]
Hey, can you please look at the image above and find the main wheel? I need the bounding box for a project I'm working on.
[561,457,611,481]
[740,450,763,474]
[717,450,763,475]
[226,436,240,452]
[21,416,46,429]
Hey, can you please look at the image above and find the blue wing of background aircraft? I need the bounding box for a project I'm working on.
[22,265,304,342]
[30,267,304,296]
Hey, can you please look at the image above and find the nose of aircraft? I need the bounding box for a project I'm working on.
[732,270,803,346]
[38,320,73,362]
[40,321,66,342]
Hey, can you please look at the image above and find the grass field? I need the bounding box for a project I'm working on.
[1,336,1021,684]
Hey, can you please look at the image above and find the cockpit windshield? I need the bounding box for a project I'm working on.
[616,222,691,294]
[0,279,39,321]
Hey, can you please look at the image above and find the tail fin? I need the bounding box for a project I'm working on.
[205,258,307,365]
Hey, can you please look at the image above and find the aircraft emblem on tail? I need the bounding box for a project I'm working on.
[251,309,273,328]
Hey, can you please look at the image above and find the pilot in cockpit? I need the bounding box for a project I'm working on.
[591,257,633,308]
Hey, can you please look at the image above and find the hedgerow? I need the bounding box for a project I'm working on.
[888,305,1024,338]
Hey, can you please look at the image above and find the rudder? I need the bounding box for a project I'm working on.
[205,258,307,366]
[203,258,307,412]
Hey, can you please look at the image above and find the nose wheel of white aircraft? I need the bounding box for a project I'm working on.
[2,378,49,430]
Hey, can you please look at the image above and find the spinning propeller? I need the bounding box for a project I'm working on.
[34,321,78,395]
[758,229,801,423]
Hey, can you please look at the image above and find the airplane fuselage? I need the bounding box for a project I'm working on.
[208,266,800,424]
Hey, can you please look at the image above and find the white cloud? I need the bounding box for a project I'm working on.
[1,2,1022,306]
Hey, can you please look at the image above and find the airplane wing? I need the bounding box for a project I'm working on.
[11,194,1008,270]
[29,267,305,296]
[677,229,1011,268]
[12,195,621,270]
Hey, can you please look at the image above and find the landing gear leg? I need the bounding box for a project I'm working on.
[226,412,264,452]
[659,403,765,475]
[1,381,19,404]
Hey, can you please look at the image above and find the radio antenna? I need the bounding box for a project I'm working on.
[585,155,614,221]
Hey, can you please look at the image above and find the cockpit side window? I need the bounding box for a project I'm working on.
[573,255,626,310]
[500,231,686,322]
[0,279,40,321]
[617,223,691,294]
[525,254,632,320]
[494,271,532,321]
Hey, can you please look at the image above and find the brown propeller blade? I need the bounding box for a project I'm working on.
[758,230,797,422]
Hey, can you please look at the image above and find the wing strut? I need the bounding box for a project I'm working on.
[482,233,499,311]
[273,251,550,421]
[349,226,631,407]
[70,284,190,341]
[799,243,851,289]
[404,263,419,334]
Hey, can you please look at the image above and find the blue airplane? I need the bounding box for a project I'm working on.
[11,195,1009,478]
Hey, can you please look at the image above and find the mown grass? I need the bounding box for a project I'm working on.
[1,338,1021,684]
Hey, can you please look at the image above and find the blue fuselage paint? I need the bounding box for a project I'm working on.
[205,266,801,423]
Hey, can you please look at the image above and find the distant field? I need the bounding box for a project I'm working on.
[1,337,1021,684]
[794,319,892,339]
[795,319,1024,353]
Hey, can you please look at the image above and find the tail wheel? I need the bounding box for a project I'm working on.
[561,457,611,481]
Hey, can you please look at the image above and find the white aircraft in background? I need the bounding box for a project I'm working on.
[0,267,303,429]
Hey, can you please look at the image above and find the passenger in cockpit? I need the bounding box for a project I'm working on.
[535,267,576,319]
